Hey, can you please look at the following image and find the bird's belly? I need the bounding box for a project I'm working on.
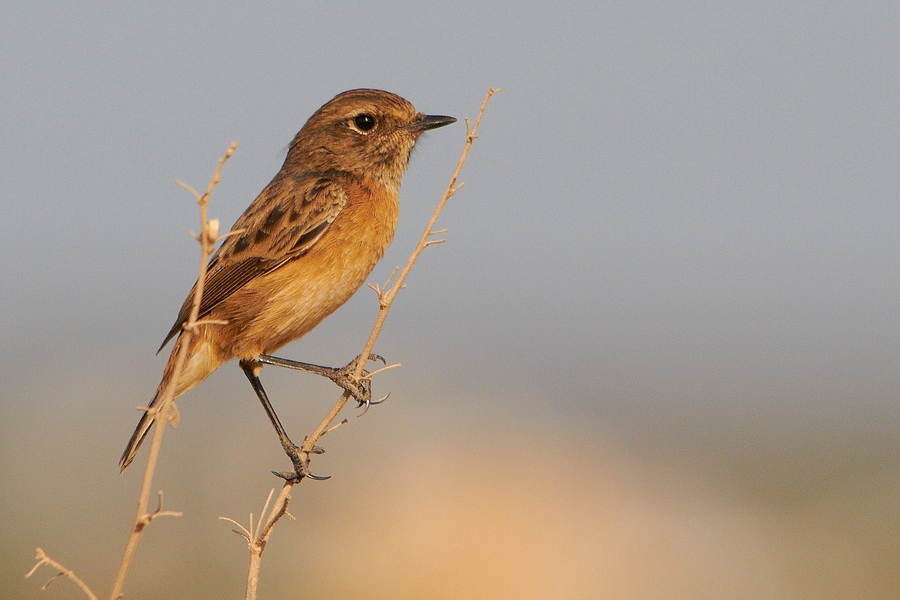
[256,247,378,352]
[217,197,397,359]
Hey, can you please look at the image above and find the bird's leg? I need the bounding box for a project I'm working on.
[256,353,385,408]
[240,359,312,482]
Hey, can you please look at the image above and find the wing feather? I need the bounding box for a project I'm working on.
[158,171,347,351]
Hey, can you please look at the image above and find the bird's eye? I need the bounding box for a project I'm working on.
[352,114,376,132]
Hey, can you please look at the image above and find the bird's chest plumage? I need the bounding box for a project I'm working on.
[222,182,400,358]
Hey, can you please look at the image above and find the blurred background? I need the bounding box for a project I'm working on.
[2,2,899,598]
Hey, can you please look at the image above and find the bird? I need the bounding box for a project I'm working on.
[120,89,456,473]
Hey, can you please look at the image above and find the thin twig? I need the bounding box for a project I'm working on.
[236,88,499,600]
[223,484,294,600]
[361,362,402,380]
[109,142,238,600]
[26,548,99,600]
[322,418,349,436]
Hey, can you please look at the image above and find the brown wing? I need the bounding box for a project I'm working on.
[158,171,348,351]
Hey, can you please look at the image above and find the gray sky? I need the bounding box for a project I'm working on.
[2,3,899,598]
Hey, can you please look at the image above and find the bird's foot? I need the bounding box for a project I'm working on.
[273,442,329,483]
[330,353,386,408]
[255,352,390,411]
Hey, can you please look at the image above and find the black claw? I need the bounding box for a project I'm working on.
[335,358,374,407]
[358,390,390,417]
[271,465,330,482]
[358,399,371,416]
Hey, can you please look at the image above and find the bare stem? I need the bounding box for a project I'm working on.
[236,88,499,599]
[109,142,238,600]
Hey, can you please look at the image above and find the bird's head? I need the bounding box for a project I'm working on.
[286,89,456,189]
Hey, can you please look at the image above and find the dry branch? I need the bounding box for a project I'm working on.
[109,142,238,600]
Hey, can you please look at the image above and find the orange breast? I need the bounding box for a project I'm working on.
[206,180,400,360]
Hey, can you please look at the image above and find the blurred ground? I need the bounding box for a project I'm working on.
[1,347,898,599]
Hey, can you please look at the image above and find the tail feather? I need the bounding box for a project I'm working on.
[119,391,159,471]
[119,333,220,472]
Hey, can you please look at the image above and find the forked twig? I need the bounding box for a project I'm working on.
[221,486,295,600]
[26,548,99,600]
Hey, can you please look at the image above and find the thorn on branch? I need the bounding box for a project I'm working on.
[139,490,183,527]
[176,180,201,200]
[369,266,400,301]
[216,227,246,243]
[368,282,384,298]
[139,396,179,427]
[220,487,293,548]
[219,517,252,543]
[323,418,349,436]
[360,362,401,380]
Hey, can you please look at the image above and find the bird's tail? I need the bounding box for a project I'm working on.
[119,332,219,471]
[119,387,161,472]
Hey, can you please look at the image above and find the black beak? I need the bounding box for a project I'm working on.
[407,114,457,132]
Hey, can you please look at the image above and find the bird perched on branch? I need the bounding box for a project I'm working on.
[120,89,455,473]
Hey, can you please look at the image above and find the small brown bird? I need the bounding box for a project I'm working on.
[120,89,455,472]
